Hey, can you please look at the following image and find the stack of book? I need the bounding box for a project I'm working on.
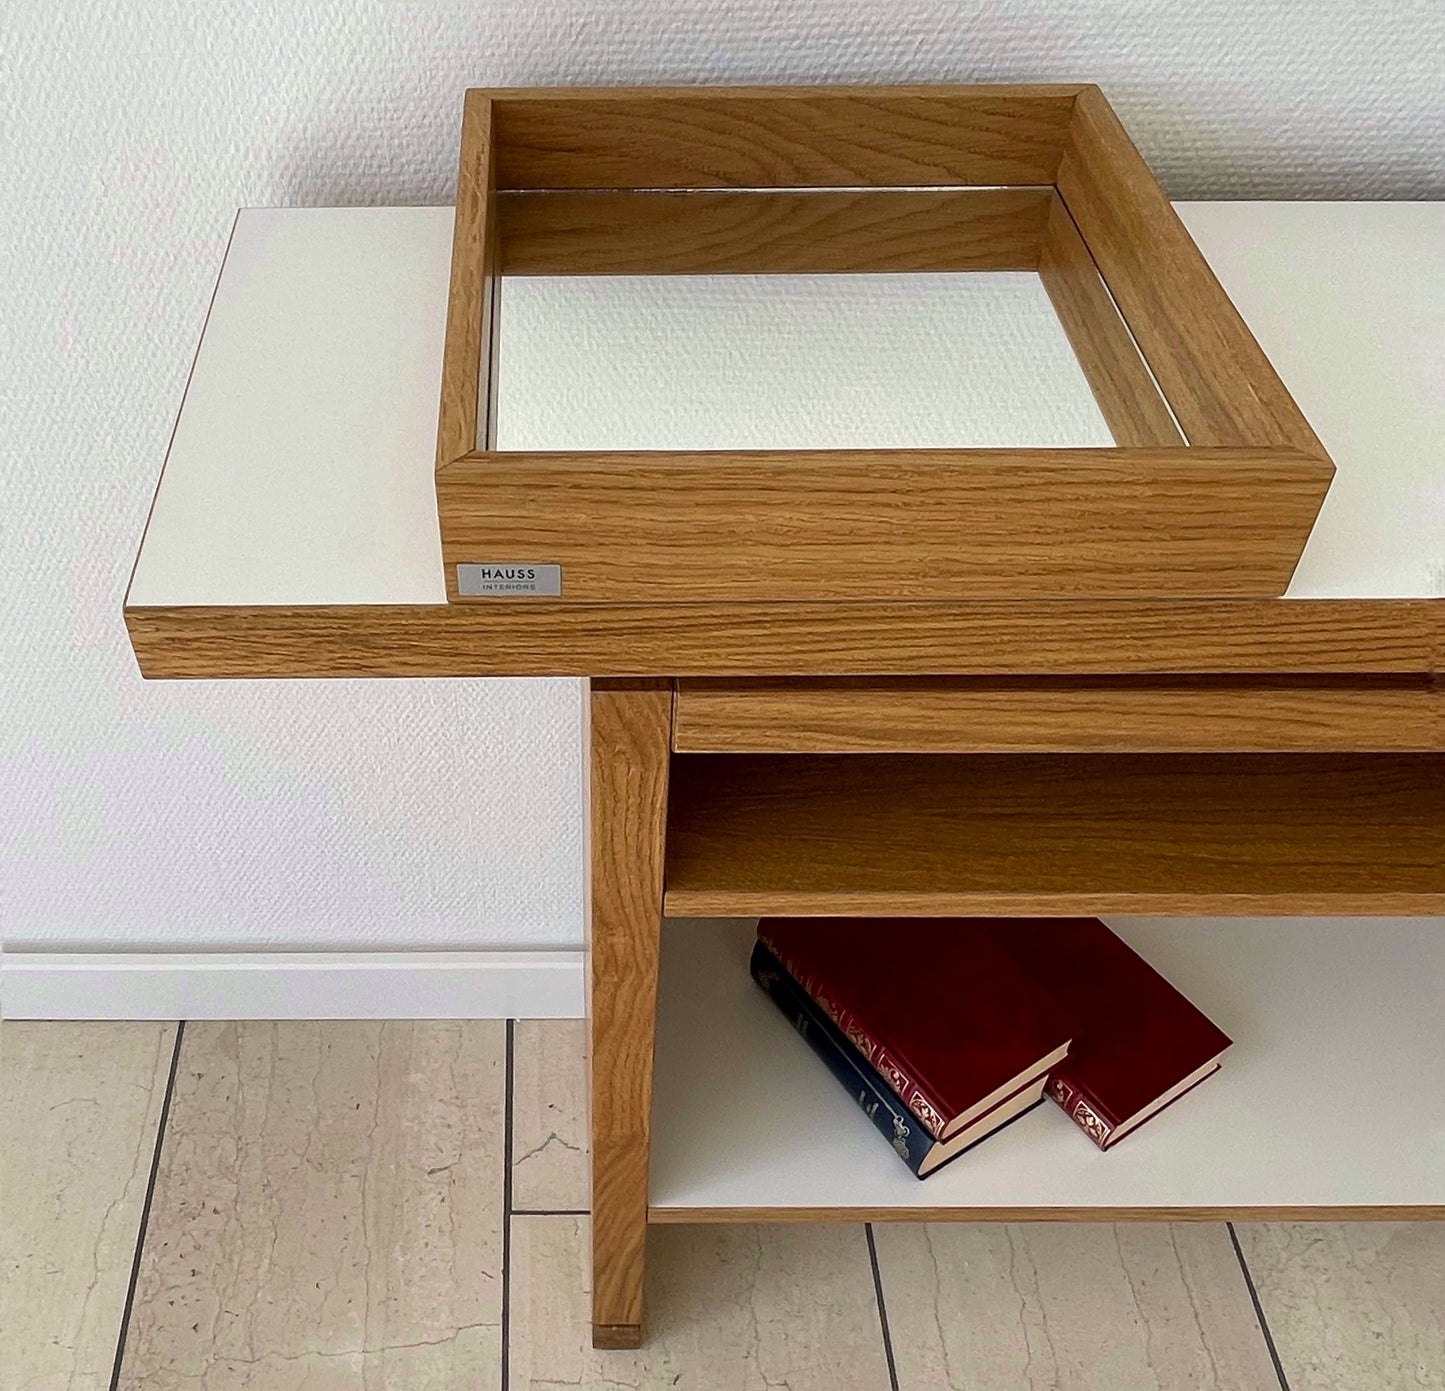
[752,917,1231,1179]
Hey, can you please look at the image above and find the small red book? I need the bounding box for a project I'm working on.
[1002,918,1232,1149]
[758,918,1072,1141]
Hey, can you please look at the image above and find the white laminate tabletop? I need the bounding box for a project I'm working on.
[1179,203,1445,600]
[128,207,455,609]
[126,202,1445,610]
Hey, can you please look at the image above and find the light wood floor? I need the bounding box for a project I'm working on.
[2,1018,1441,1390]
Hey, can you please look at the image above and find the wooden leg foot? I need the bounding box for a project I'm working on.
[592,1322,644,1350]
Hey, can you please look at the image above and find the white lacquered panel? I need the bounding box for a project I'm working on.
[1179,202,1445,600]
[649,917,1445,1215]
[128,202,1445,607]
[126,207,453,607]
[495,272,1115,452]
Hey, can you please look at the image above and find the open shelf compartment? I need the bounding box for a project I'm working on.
[648,916,1445,1221]
[664,752,1445,916]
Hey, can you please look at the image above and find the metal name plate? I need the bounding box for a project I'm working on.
[456,563,563,597]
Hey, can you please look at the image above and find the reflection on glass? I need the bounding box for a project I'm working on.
[494,273,1115,453]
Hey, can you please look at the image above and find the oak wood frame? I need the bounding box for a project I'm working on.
[435,84,1333,604]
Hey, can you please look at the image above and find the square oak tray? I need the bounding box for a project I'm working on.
[434,84,1334,604]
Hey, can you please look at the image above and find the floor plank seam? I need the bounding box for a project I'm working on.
[108,1019,185,1391]
[502,1018,515,1391]
[1227,1221,1292,1391]
[865,1223,901,1391]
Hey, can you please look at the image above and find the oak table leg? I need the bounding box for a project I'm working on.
[587,678,674,1349]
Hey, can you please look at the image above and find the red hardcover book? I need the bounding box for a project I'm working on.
[1002,918,1232,1150]
[758,918,1072,1141]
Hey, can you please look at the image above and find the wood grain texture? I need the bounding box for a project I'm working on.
[1056,87,1327,456]
[587,683,673,1346]
[673,676,1445,753]
[649,1205,1445,1224]
[1037,193,1182,447]
[436,91,497,468]
[124,600,1445,679]
[496,187,1051,273]
[487,84,1083,190]
[664,753,1445,916]
[438,447,1333,602]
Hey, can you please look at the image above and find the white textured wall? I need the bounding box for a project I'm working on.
[2,1,1442,952]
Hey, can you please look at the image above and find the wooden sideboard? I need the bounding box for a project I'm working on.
[126,201,1445,1347]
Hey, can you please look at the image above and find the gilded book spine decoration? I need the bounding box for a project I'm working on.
[758,928,950,1138]
[1047,1074,1113,1149]
[750,943,936,1177]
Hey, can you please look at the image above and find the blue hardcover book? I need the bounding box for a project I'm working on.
[750,941,1046,1179]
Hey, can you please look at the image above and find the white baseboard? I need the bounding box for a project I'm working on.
[0,949,585,1020]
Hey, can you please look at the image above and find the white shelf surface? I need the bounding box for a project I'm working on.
[648,917,1445,1217]
[127,202,1445,610]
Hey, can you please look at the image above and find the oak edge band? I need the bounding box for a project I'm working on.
[122,601,1445,680]
[647,1204,1445,1224]
[662,891,1445,918]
